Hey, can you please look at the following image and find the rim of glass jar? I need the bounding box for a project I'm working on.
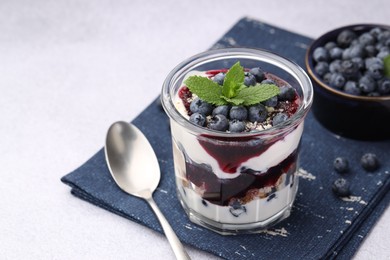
[161,48,313,138]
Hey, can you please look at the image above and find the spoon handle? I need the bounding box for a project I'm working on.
[146,197,191,260]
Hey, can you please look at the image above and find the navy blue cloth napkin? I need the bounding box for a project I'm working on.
[61,17,390,259]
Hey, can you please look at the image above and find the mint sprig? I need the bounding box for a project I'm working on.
[237,84,281,106]
[222,62,245,98]
[384,55,390,77]
[184,62,280,106]
[183,76,226,105]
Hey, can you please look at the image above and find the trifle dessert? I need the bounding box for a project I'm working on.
[161,48,313,234]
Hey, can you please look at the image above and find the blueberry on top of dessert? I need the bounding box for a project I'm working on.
[179,62,300,133]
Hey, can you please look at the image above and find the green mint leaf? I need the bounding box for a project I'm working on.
[221,95,245,106]
[236,84,280,106]
[384,55,390,77]
[221,62,245,98]
[183,62,282,107]
[184,76,226,105]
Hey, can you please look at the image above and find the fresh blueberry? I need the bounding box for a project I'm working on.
[333,157,349,173]
[262,96,278,107]
[315,61,329,77]
[365,57,383,68]
[358,75,377,93]
[212,105,230,117]
[313,47,330,62]
[329,47,343,60]
[248,104,268,122]
[367,62,384,80]
[244,74,256,86]
[375,42,384,51]
[261,79,276,85]
[340,60,360,79]
[273,112,289,125]
[329,73,346,89]
[249,67,265,82]
[189,113,206,126]
[324,41,337,50]
[332,178,351,197]
[213,72,225,85]
[323,73,332,84]
[229,106,248,121]
[190,97,213,115]
[377,47,390,59]
[329,59,342,73]
[344,81,361,95]
[359,32,376,46]
[229,119,246,133]
[364,45,378,57]
[208,114,229,131]
[385,38,390,48]
[278,85,296,101]
[377,50,390,59]
[361,153,380,172]
[351,57,364,70]
[342,48,352,60]
[377,78,390,95]
[228,199,246,217]
[378,30,390,43]
[344,44,365,59]
[370,27,383,37]
[379,46,390,53]
[350,39,361,47]
[337,29,357,47]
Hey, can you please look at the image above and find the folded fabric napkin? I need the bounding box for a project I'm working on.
[61,17,390,259]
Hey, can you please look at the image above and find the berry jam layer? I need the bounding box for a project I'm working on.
[185,149,298,206]
[199,134,285,174]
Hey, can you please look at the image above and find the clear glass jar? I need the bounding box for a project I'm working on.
[161,48,313,235]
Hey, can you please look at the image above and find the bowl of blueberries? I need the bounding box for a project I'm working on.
[305,24,390,140]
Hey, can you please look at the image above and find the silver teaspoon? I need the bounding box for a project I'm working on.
[105,121,190,260]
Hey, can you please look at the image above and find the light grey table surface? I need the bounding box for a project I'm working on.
[1,0,389,259]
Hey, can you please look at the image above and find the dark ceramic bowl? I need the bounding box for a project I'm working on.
[305,24,390,140]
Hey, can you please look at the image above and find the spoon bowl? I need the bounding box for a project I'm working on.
[105,121,190,260]
[105,121,159,198]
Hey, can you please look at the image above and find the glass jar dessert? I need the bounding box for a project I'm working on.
[161,48,313,235]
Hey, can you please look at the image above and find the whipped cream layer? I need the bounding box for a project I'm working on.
[171,120,303,179]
